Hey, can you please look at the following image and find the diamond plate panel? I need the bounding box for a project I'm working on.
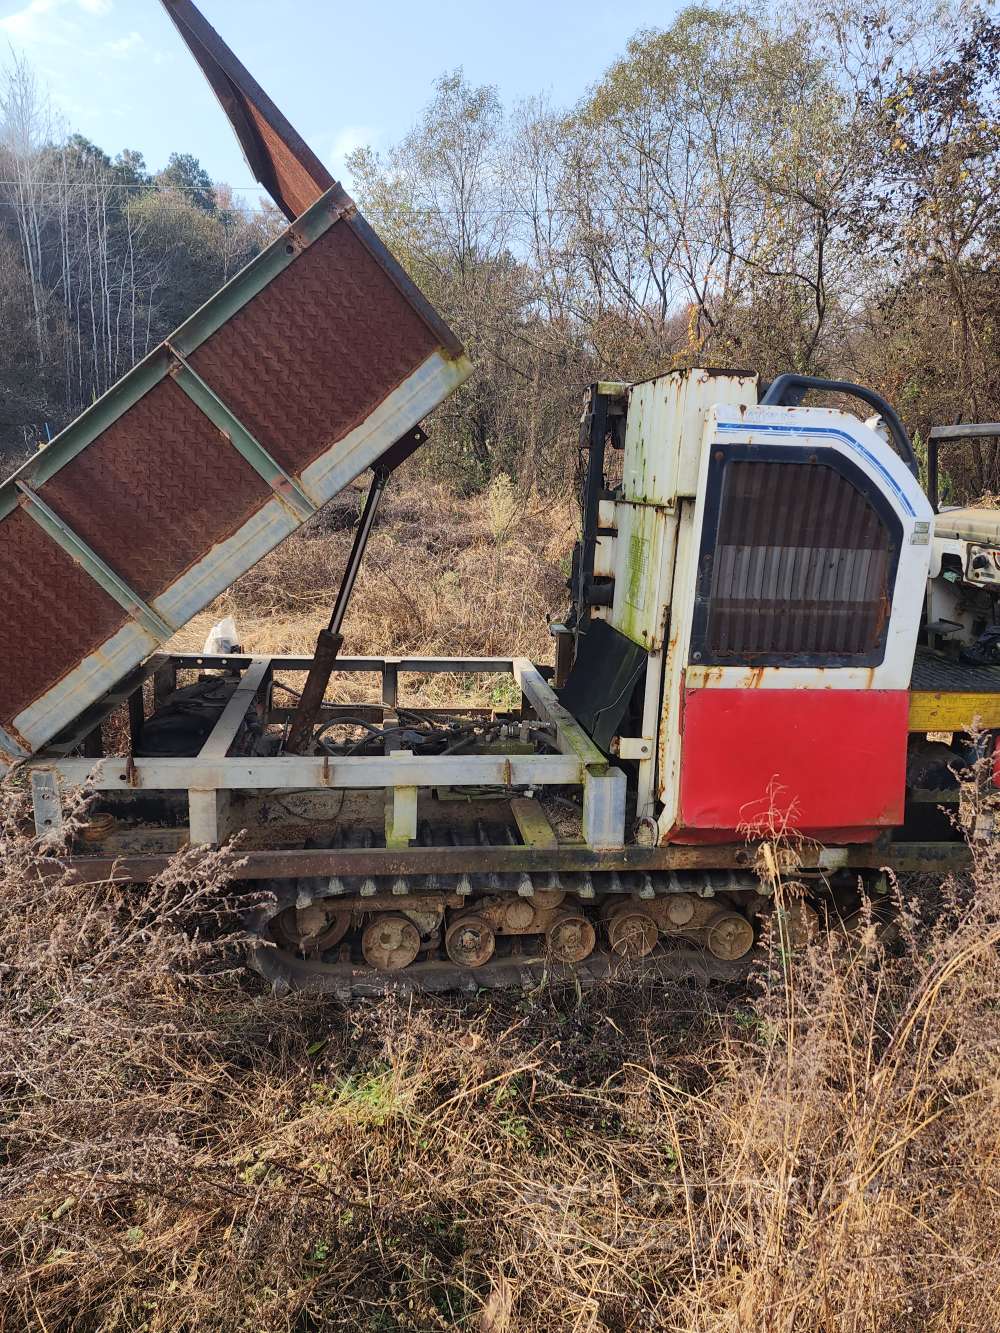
[41,378,271,602]
[247,100,326,222]
[0,509,128,731]
[910,646,1000,693]
[188,221,439,476]
[0,185,469,760]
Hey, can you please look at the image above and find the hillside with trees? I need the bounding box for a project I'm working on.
[0,57,280,468]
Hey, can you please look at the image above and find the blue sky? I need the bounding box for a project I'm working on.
[0,0,680,197]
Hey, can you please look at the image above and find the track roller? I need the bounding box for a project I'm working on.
[606,907,658,958]
[705,910,755,961]
[546,912,596,964]
[501,899,535,931]
[271,902,351,955]
[532,889,566,911]
[361,914,421,971]
[445,914,496,968]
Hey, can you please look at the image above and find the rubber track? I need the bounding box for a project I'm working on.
[251,940,751,999]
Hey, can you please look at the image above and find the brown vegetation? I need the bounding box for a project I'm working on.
[2,777,999,1330]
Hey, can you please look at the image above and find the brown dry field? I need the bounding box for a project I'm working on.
[2,478,1000,1331]
[170,475,573,711]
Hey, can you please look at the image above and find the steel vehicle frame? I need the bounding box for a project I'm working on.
[24,652,625,854]
[21,646,971,887]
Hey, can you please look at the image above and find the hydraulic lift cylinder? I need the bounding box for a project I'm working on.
[285,467,390,754]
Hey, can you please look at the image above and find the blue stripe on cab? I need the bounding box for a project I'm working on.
[715,421,917,517]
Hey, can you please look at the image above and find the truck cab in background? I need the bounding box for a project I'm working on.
[925,423,1000,660]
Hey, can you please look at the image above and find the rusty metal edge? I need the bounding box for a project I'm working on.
[158,0,334,223]
[344,211,466,361]
[157,0,465,359]
[0,724,28,760]
[40,841,971,886]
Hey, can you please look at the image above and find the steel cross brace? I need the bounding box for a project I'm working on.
[189,656,272,843]
[166,347,317,522]
[15,483,174,641]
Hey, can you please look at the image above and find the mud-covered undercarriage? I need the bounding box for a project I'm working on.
[252,810,772,994]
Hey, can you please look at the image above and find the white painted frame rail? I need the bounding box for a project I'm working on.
[189,655,272,843]
[25,653,627,851]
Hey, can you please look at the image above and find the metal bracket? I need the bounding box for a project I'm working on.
[614,736,653,760]
[15,483,174,641]
[187,657,273,843]
[385,750,418,848]
[198,656,272,759]
[30,770,63,842]
[510,797,558,849]
[582,765,627,850]
[512,658,626,849]
[512,658,608,770]
[382,659,400,711]
[189,788,231,845]
[386,785,418,848]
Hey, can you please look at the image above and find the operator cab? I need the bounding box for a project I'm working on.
[926,426,1000,661]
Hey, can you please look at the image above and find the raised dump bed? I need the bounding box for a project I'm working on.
[0,184,471,764]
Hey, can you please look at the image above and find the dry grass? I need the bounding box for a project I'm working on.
[169,476,575,708]
[1,791,999,1330]
[4,483,1000,1330]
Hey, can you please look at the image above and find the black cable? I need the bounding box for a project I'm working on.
[315,717,388,742]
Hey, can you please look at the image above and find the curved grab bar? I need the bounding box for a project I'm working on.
[760,374,920,480]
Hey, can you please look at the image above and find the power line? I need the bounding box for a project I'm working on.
[0,183,773,222]
[0,178,269,191]
[0,178,876,231]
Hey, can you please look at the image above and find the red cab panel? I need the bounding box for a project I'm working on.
[676,686,910,842]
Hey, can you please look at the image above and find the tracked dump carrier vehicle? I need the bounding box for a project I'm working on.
[5,0,1000,994]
